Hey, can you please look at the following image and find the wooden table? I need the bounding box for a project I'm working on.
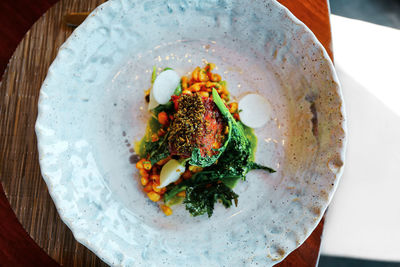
[0,0,333,266]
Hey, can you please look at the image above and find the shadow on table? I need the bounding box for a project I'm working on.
[329,0,400,29]
[319,256,400,267]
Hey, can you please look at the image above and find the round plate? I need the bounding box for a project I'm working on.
[35,0,346,265]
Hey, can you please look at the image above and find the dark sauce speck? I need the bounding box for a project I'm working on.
[129,154,140,164]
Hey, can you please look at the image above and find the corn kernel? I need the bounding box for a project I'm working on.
[156,157,169,166]
[177,191,186,197]
[222,87,230,96]
[135,159,144,169]
[150,174,160,183]
[189,83,201,92]
[189,165,203,173]
[205,81,214,88]
[182,89,192,95]
[152,182,163,193]
[143,161,152,170]
[199,91,209,98]
[160,204,173,216]
[147,191,161,202]
[210,73,221,82]
[181,76,188,90]
[224,126,229,135]
[139,168,149,178]
[140,176,149,186]
[182,170,192,179]
[205,63,215,72]
[198,69,209,82]
[229,102,238,113]
[143,182,153,192]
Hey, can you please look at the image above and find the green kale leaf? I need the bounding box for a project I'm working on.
[189,145,228,168]
[164,170,241,216]
[143,133,170,165]
[211,89,275,176]
[184,182,238,217]
[152,101,174,117]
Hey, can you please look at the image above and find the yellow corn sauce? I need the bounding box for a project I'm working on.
[134,116,161,158]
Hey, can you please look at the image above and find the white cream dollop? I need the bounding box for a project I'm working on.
[238,93,272,128]
[152,69,180,105]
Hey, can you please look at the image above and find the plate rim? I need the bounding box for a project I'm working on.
[35,0,347,265]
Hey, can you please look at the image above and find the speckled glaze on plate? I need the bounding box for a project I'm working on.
[35,0,346,266]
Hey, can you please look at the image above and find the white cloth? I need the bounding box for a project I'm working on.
[320,15,400,261]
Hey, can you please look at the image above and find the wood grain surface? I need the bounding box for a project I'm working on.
[0,0,333,266]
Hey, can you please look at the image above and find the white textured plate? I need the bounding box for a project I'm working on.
[35,0,346,266]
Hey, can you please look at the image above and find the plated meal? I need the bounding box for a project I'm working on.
[134,64,275,217]
[35,0,346,266]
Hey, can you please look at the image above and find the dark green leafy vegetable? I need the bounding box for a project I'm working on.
[211,89,275,176]
[174,84,182,96]
[189,146,226,168]
[249,162,276,173]
[164,183,186,203]
[152,101,174,117]
[164,170,239,217]
[143,133,170,165]
[165,89,275,217]
[184,182,238,217]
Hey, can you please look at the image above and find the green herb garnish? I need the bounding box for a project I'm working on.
[151,66,157,83]
[143,133,170,165]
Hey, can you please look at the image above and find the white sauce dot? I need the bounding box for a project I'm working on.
[153,70,180,104]
[238,93,272,128]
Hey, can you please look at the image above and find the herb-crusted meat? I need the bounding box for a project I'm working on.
[168,94,226,158]
[198,98,226,157]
